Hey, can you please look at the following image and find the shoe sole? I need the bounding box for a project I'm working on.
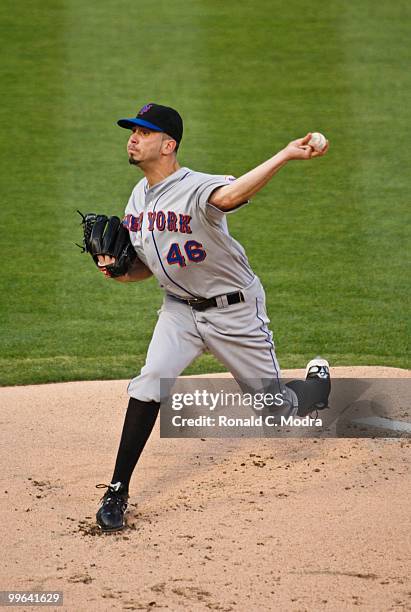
[304,356,331,413]
[97,523,126,533]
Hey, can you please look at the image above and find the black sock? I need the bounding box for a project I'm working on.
[111,397,160,491]
[286,378,331,416]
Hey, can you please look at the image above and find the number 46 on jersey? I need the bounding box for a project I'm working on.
[166,241,206,268]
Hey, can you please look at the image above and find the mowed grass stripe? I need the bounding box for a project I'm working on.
[0,1,409,385]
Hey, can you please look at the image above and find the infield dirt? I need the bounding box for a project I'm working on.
[1,367,410,611]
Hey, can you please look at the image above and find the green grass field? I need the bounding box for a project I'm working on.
[0,1,409,386]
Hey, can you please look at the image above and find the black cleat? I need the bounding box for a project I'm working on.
[305,356,330,381]
[305,356,331,411]
[96,482,129,532]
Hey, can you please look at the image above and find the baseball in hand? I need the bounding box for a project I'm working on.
[308,132,327,152]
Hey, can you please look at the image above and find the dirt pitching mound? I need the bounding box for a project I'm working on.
[1,367,410,611]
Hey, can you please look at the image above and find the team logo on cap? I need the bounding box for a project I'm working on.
[138,103,153,116]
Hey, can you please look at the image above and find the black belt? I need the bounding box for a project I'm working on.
[172,290,245,311]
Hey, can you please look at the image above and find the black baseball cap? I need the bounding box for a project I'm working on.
[117,103,183,144]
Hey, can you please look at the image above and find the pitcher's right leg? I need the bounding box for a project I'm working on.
[97,297,204,532]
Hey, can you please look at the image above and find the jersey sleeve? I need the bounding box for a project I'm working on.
[125,191,134,213]
[121,187,138,230]
[121,183,149,265]
[195,174,250,221]
[122,180,145,229]
[123,182,142,216]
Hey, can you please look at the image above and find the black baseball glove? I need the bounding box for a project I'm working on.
[77,211,138,278]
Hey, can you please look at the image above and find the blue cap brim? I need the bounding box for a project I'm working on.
[117,117,163,131]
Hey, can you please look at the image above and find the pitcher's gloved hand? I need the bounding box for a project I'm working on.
[77,211,138,278]
[97,254,117,277]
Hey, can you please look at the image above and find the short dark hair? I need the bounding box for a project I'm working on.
[163,132,179,153]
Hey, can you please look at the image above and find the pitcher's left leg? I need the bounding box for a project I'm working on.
[197,277,298,420]
[200,278,330,419]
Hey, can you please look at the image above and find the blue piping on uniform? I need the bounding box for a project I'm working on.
[150,171,198,297]
[255,298,280,384]
[141,181,148,237]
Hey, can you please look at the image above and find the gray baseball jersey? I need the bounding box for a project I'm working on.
[124,166,298,416]
[123,167,255,298]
